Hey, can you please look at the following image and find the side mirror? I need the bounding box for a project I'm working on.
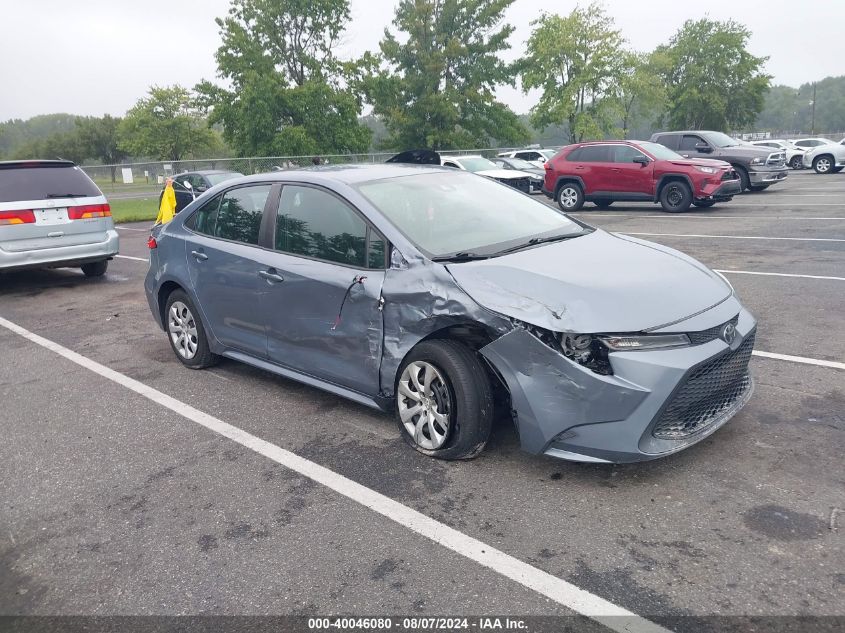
[632,156,650,165]
[694,143,713,153]
[182,180,193,190]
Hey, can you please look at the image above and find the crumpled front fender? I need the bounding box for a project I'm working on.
[480,328,649,454]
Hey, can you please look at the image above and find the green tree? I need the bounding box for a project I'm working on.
[11,131,87,164]
[75,115,128,182]
[365,0,528,150]
[658,18,770,130]
[519,3,626,144]
[617,52,665,139]
[118,85,219,161]
[197,0,371,157]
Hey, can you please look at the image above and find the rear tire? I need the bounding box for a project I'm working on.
[593,199,613,209]
[164,290,218,369]
[395,340,493,460]
[692,200,716,208]
[81,260,108,277]
[659,180,692,213]
[813,155,834,174]
[556,182,584,212]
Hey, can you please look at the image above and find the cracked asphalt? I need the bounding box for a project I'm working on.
[0,169,843,628]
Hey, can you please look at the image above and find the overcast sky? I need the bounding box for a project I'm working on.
[2,0,844,121]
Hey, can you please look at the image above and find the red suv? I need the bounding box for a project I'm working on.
[542,140,741,213]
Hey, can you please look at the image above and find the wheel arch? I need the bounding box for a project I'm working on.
[656,173,694,198]
[553,175,586,196]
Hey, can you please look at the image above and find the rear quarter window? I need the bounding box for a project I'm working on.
[0,164,101,202]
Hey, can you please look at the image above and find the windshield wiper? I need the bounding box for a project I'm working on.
[45,193,89,198]
[493,231,587,256]
[432,251,490,262]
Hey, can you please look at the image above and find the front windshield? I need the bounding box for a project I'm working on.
[702,132,740,148]
[639,141,684,161]
[206,172,244,186]
[455,157,497,172]
[357,171,585,258]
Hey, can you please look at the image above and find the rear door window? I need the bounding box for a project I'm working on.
[185,194,223,234]
[213,185,272,245]
[654,135,678,150]
[577,145,611,162]
[0,164,101,203]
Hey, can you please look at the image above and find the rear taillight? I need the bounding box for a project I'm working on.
[0,209,36,225]
[67,203,111,219]
[147,236,158,249]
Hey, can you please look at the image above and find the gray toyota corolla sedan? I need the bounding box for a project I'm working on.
[144,165,756,463]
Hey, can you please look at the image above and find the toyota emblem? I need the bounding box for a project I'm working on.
[721,322,737,344]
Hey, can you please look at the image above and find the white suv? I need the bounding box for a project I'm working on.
[751,140,806,170]
[0,160,119,275]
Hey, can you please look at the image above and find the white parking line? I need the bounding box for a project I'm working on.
[594,215,845,221]
[753,351,845,371]
[0,316,668,633]
[115,254,149,262]
[715,269,845,282]
[623,232,845,243]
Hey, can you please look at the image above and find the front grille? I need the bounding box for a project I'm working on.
[652,331,755,440]
[687,314,739,345]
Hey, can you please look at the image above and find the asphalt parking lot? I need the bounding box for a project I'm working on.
[1,170,843,631]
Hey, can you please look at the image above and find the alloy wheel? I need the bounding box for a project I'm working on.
[816,157,831,173]
[397,361,452,450]
[168,301,199,360]
[558,187,579,209]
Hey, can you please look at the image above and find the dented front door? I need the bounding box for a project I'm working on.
[262,252,385,397]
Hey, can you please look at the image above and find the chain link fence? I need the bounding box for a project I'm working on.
[81,146,550,189]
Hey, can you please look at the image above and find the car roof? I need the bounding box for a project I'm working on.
[178,169,241,176]
[225,164,452,187]
[0,159,76,170]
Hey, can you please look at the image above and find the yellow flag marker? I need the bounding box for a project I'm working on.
[155,178,177,225]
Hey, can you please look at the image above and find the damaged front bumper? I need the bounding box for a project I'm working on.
[480,306,757,463]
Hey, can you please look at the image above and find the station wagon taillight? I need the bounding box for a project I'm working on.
[0,209,36,225]
[147,236,157,249]
[67,203,111,219]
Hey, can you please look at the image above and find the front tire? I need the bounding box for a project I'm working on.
[813,155,834,174]
[81,260,108,277]
[734,165,750,192]
[395,340,493,460]
[556,182,584,212]
[789,155,804,169]
[659,180,692,213]
[164,290,218,369]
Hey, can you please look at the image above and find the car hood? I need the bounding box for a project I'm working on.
[475,169,534,179]
[446,230,732,333]
[713,145,773,158]
[666,157,732,169]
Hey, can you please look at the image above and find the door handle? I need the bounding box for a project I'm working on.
[191,250,208,261]
[574,166,585,170]
[259,269,284,283]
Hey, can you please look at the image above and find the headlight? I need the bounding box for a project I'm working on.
[599,333,691,351]
[750,157,764,165]
[696,166,718,174]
